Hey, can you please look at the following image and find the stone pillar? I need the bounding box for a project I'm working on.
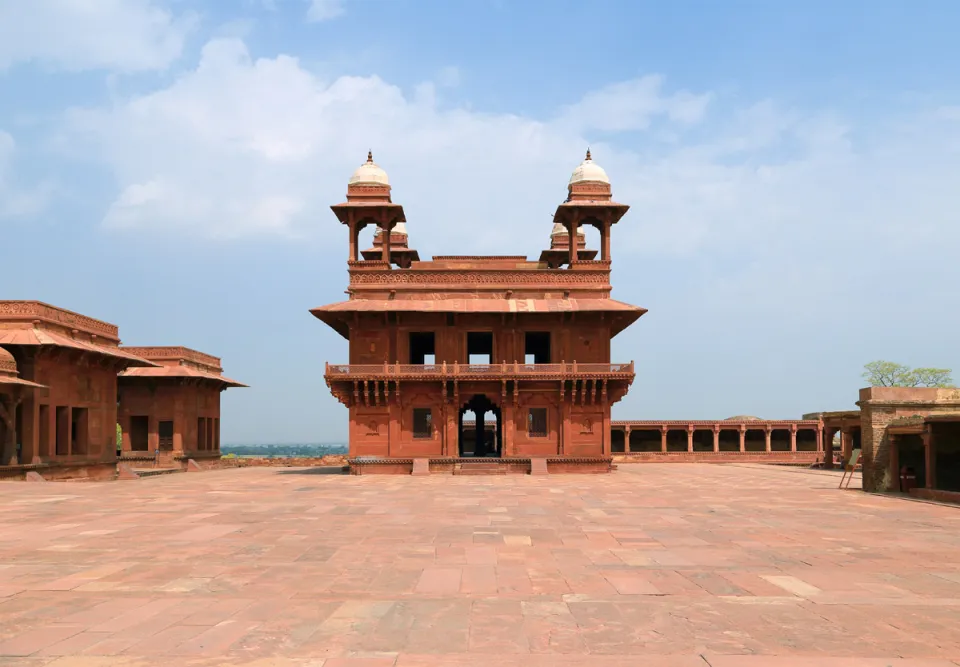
[501,402,515,457]
[712,427,720,453]
[568,219,579,264]
[600,220,611,261]
[686,426,693,453]
[381,221,392,264]
[824,428,836,469]
[738,426,746,453]
[764,427,771,453]
[601,401,611,456]
[560,399,572,456]
[387,401,401,457]
[19,390,39,464]
[119,414,131,453]
[789,425,797,452]
[888,433,900,492]
[349,221,359,262]
[923,427,936,490]
[624,425,631,453]
[841,430,853,461]
[660,427,667,453]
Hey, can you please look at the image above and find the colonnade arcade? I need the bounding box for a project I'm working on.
[611,420,823,454]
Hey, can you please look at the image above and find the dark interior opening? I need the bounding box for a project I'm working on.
[409,332,436,365]
[158,420,174,451]
[467,331,493,364]
[524,332,551,364]
[71,407,88,455]
[412,408,432,438]
[55,406,69,456]
[528,407,548,437]
[130,416,149,451]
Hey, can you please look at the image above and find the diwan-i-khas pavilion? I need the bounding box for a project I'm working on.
[313,150,644,474]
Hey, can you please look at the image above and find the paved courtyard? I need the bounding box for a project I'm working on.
[1,464,959,667]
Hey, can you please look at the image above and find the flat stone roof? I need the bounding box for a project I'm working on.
[1,465,958,663]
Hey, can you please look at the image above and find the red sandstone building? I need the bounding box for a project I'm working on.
[313,150,644,473]
[118,346,246,463]
[0,301,155,467]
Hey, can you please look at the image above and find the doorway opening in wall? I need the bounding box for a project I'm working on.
[158,420,174,451]
[71,408,88,456]
[524,332,551,365]
[198,417,208,451]
[466,332,493,365]
[458,394,501,457]
[38,404,50,459]
[130,416,149,451]
[55,406,69,456]
[409,332,436,365]
[14,403,23,463]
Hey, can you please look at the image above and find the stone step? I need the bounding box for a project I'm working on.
[454,464,506,475]
[133,467,184,478]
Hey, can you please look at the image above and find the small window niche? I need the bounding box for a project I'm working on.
[528,408,548,437]
[413,408,433,439]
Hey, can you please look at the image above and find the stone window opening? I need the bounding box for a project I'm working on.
[412,408,432,439]
[409,332,435,365]
[467,331,493,365]
[130,416,149,451]
[71,407,88,455]
[528,408,548,437]
[524,332,551,365]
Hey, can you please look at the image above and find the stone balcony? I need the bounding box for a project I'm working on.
[324,361,634,381]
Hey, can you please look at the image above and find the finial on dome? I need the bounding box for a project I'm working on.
[585,147,592,161]
[366,150,373,163]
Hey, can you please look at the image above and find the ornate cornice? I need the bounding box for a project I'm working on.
[0,301,119,339]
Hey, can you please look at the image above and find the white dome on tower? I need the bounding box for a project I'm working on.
[349,151,390,186]
[568,148,609,185]
[551,222,584,237]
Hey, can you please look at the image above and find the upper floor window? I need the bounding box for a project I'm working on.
[524,332,551,364]
[467,331,493,364]
[409,332,435,365]
[413,408,432,438]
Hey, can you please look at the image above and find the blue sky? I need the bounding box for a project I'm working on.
[2,0,959,443]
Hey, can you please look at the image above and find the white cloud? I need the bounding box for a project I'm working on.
[0,0,197,72]
[61,36,960,283]
[306,0,345,22]
[0,131,52,219]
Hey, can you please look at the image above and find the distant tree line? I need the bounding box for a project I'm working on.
[862,361,954,388]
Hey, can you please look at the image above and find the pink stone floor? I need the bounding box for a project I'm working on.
[1,464,960,667]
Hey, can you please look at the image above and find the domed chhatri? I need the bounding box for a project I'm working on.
[349,150,390,186]
[568,148,610,186]
[0,347,17,376]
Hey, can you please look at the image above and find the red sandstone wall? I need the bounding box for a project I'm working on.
[17,355,119,463]
[858,387,960,492]
[118,382,221,455]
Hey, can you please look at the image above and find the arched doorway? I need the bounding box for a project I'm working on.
[458,394,502,457]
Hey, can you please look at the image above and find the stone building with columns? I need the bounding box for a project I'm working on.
[0,301,156,468]
[117,346,246,465]
[611,416,823,464]
[313,149,644,474]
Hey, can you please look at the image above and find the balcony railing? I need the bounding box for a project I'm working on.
[325,361,634,378]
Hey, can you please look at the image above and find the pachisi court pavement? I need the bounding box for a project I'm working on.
[1,463,959,666]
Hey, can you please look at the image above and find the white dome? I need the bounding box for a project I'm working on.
[568,148,609,185]
[376,221,407,235]
[551,222,585,236]
[349,151,389,186]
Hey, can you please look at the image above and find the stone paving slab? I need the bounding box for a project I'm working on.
[0,464,959,665]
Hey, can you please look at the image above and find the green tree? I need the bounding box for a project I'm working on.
[910,367,955,388]
[862,361,955,388]
[862,361,913,387]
